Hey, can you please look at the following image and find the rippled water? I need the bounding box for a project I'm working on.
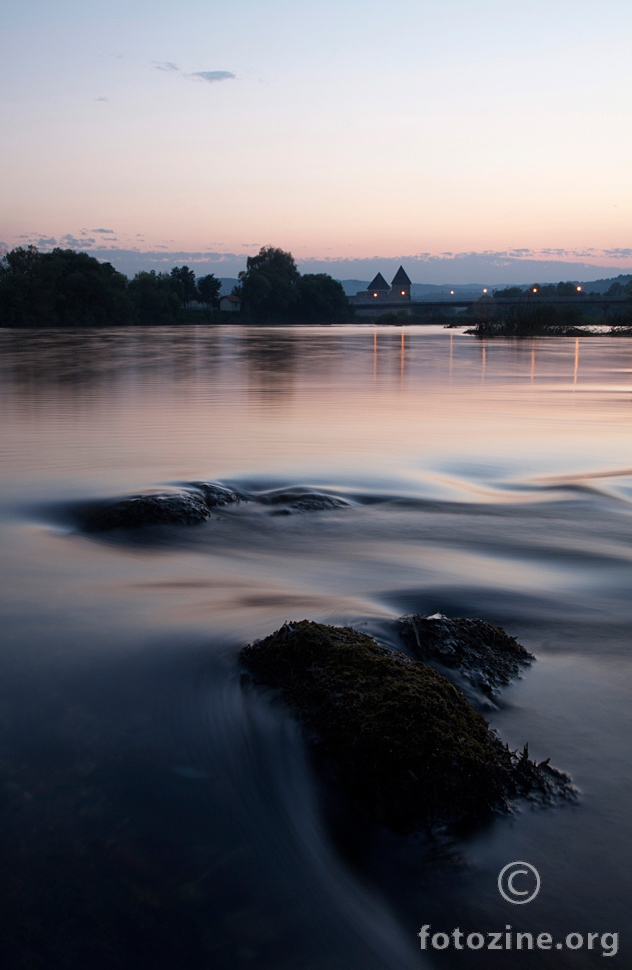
[1,325,631,968]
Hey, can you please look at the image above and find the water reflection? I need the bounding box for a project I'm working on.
[1,325,632,968]
[2,325,630,402]
[240,331,297,402]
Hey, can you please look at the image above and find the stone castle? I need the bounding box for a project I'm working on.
[350,266,412,305]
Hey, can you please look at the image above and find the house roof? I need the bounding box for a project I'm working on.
[391,266,411,286]
[221,294,242,303]
[368,272,390,291]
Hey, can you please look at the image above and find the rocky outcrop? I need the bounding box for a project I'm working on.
[187,482,243,507]
[255,487,349,514]
[398,613,533,695]
[240,621,571,832]
[81,492,213,531]
[78,481,349,531]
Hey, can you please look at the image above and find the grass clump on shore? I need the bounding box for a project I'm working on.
[241,621,569,832]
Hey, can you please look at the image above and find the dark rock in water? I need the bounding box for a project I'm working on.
[257,487,349,514]
[82,493,211,531]
[187,481,243,507]
[77,481,347,531]
[399,613,534,695]
[240,621,571,832]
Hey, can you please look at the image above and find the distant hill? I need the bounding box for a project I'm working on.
[218,278,239,296]
[577,274,632,295]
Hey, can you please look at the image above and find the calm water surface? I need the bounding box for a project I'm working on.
[1,325,631,968]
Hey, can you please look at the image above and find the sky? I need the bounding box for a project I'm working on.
[1,0,631,284]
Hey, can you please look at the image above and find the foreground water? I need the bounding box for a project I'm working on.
[0,325,631,968]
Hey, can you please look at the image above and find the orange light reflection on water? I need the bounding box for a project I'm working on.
[1,326,631,488]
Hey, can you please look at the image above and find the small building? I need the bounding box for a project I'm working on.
[219,294,242,313]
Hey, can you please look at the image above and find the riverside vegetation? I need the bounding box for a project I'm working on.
[466,280,632,336]
[3,243,629,331]
[0,245,351,326]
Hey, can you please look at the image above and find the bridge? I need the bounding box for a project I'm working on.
[351,297,631,311]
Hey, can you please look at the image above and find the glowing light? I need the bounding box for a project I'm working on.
[401,290,406,295]
[577,286,582,292]
[450,290,454,295]
[373,292,378,297]
[533,288,538,293]
[483,288,488,293]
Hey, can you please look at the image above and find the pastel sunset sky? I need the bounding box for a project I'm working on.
[1,0,631,282]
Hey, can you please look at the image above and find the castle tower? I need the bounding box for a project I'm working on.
[367,273,390,299]
[391,266,411,300]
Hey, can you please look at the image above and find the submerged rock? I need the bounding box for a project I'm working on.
[256,487,349,514]
[399,613,533,695]
[187,482,243,507]
[240,621,569,832]
[76,480,350,531]
[82,492,212,531]
[79,480,241,531]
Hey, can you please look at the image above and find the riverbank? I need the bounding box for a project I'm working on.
[466,322,632,337]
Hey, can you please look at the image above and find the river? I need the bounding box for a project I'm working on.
[0,325,630,968]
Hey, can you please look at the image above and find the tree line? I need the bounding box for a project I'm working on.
[0,245,351,326]
[493,280,632,300]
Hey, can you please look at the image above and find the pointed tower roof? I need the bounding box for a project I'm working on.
[391,265,411,286]
[368,272,390,291]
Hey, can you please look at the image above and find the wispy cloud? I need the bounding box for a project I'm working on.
[94,96,109,102]
[153,62,236,84]
[154,61,181,73]
[187,70,236,84]
[91,228,115,234]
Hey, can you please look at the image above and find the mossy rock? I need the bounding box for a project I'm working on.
[398,613,533,695]
[240,621,568,832]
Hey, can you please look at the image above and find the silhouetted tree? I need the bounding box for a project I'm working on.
[0,246,130,326]
[128,271,180,324]
[527,281,585,299]
[169,266,198,306]
[0,243,352,326]
[197,273,221,308]
[238,246,300,319]
[237,246,350,322]
[296,273,351,321]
